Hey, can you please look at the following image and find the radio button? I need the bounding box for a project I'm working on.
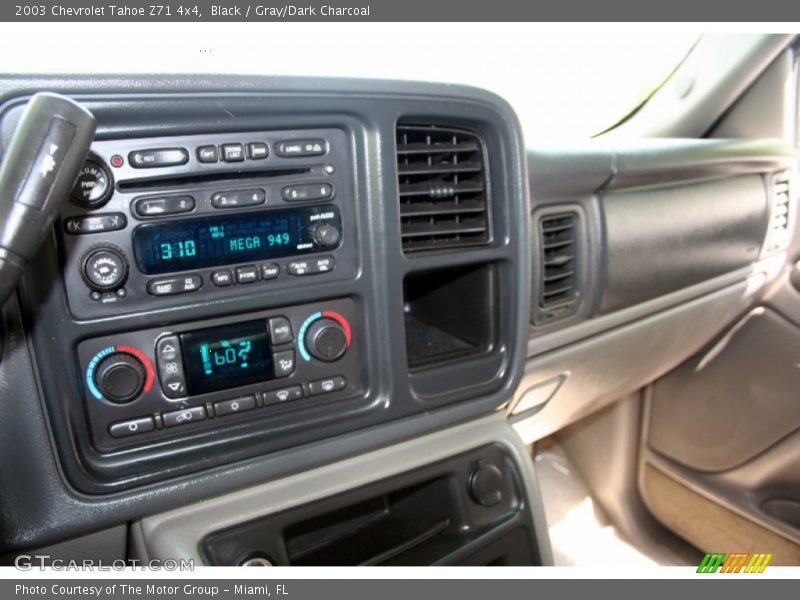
[263,385,303,405]
[221,143,245,162]
[282,183,333,202]
[134,195,195,217]
[214,395,256,417]
[211,270,233,287]
[211,189,265,208]
[286,260,312,276]
[129,148,189,169]
[235,265,259,284]
[308,376,347,396]
[247,142,269,160]
[315,256,335,272]
[109,416,155,439]
[275,139,326,157]
[147,274,203,296]
[287,256,335,276]
[268,317,294,344]
[197,145,219,163]
[162,406,206,427]
[64,213,127,235]
[260,263,280,280]
[273,350,296,378]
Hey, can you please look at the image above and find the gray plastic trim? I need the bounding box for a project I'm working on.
[132,413,553,566]
[514,279,757,444]
[527,253,786,358]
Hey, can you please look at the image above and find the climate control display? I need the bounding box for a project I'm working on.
[180,320,275,396]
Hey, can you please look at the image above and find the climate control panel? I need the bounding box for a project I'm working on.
[77,298,364,450]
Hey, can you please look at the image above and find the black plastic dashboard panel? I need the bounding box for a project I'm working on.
[600,174,769,314]
[527,139,797,330]
[0,75,530,544]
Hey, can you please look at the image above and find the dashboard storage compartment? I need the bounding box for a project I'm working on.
[403,264,497,369]
[201,444,540,566]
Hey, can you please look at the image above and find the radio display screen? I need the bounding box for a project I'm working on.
[180,320,274,395]
[133,206,339,275]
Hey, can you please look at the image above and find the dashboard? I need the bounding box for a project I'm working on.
[0,77,530,515]
[0,73,795,563]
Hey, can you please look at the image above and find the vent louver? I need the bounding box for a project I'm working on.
[764,170,792,254]
[396,124,490,253]
[539,213,578,310]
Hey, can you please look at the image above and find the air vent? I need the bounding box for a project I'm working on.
[764,170,792,254]
[536,212,579,323]
[396,124,490,253]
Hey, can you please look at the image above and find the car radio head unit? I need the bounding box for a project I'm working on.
[132,206,342,275]
[57,127,357,319]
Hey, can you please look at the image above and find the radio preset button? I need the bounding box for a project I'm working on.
[221,143,245,162]
[275,139,326,157]
[65,213,126,235]
[197,145,219,163]
[282,183,333,202]
[247,142,269,160]
[147,274,203,296]
[308,376,347,396]
[214,395,257,417]
[268,317,294,344]
[211,189,265,208]
[211,270,233,287]
[109,416,155,438]
[263,385,303,405]
[235,265,259,284]
[162,406,206,427]
[129,148,189,169]
[260,263,280,280]
[273,350,296,378]
[134,195,195,217]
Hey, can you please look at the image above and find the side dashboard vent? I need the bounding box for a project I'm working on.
[396,124,490,253]
[535,212,580,324]
[764,170,792,255]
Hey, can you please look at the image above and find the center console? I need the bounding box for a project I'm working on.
[0,77,533,558]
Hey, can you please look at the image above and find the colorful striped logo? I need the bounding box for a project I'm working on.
[697,553,772,573]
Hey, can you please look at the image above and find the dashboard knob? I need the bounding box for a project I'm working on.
[312,223,341,248]
[468,460,504,507]
[304,317,348,362]
[81,245,128,292]
[71,160,113,208]
[94,352,146,403]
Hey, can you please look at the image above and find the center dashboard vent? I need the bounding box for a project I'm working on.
[396,124,490,253]
[534,211,581,325]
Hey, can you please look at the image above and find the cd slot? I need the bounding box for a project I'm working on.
[118,167,311,193]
